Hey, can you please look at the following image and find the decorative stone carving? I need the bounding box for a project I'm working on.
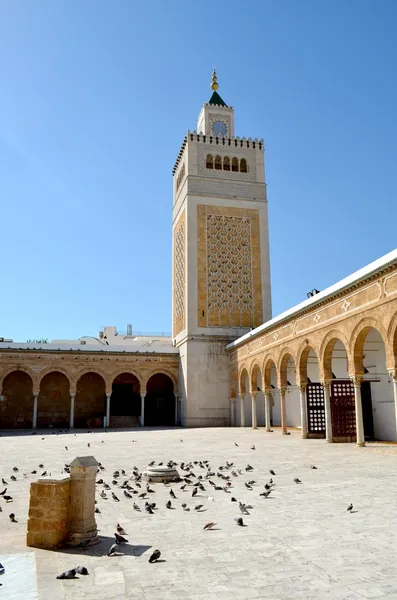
[28,364,49,373]
[173,212,185,335]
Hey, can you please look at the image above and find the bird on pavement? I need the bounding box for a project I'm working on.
[148,549,161,563]
[112,492,120,502]
[133,503,141,511]
[56,569,76,579]
[260,490,271,498]
[294,478,302,484]
[269,469,276,476]
[75,566,89,575]
[181,503,190,511]
[116,524,127,536]
[1,479,8,485]
[192,488,198,497]
[166,500,172,509]
[0,488,6,496]
[234,517,244,526]
[234,442,239,447]
[9,513,17,522]
[107,543,118,556]
[347,503,353,512]
[203,522,217,530]
[194,504,204,511]
[310,465,317,469]
[169,489,177,499]
[114,533,128,544]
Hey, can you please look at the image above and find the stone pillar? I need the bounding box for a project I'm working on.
[66,456,99,547]
[265,391,272,432]
[279,388,288,434]
[351,375,365,447]
[69,393,75,429]
[141,393,145,426]
[174,393,178,425]
[250,392,258,429]
[230,398,236,427]
[105,393,111,428]
[389,370,397,441]
[32,392,39,429]
[322,381,333,443]
[298,384,308,439]
[239,394,245,427]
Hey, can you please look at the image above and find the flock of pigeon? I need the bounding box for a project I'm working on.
[0,436,356,586]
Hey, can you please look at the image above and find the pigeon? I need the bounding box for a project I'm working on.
[310,465,317,469]
[294,478,302,484]
[166,500,172,509]
[116,524,127,536]
[245,482,253,490]
[75,566,89,575]
[1,479,8,485]
[0,563,4,574]
[12,467,18,472]
[133,502,141,511]
[114,533,128,544]
[203,522,216,530]
[112,492,120,502]
[87,443,90,448]
[148,549,161,563]
[9,513,17,522]
[260,490,271,498]
[239,504,249,515]
[65,446,68,451]
[269,469,276,476]
[56,569,77,579]
[194,504,204,511]
[107,543,118,556]
[251,445,256,450]
[181,503,190,511]
[10,476,17,481]
[231,497,237,502]
[0,488,6,496]
[234,517,244,526]
[145,505,154,514]
[347,503,353,513]
[3,496,13,502]
[100,491,107,499]
[234,442,239,446]
[245,464,253,472]
[95,507,101,513]
[192,488,198,497]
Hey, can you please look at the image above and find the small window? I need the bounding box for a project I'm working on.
[232,157,238,172]
[223,157,230,171]
[240,158,248,173]
[206,154,214,169]
[215,155,222,170]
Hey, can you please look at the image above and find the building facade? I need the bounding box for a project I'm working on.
[1,72,397,443]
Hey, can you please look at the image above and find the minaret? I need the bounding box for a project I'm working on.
[172,71,271,426]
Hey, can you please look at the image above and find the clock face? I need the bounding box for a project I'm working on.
[212,120,227,137]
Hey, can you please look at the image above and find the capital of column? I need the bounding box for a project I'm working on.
[297,383,307,393]
[350,374,364,387]
[278,386,287,395]
[320,379,332,389]
[33,391,39,397]
[388,369,397,382]
[250,390,258,399]
[70,392,76,399]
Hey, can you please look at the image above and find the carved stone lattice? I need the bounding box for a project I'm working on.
[206,214,253,321]
[29,365,49,373]
[330,381,356,441]
[173,217,185,335]
[306,383,325,435]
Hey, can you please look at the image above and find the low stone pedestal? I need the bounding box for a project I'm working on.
[27,477,70,549]
[143,466,180,483]
[66,456,99,547]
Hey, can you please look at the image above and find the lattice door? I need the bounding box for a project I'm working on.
[306,383,325,435]
[330,380,356,440]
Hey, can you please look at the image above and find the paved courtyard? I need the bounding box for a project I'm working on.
[1,427,397,599]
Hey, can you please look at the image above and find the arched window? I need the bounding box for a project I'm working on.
[232,157,238,172]
[215,155,222,170]
[240,158,248,173]
[206,154,214,169]
[223,157,230,171]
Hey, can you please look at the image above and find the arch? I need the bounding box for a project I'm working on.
[111,370,143,389]
[238,367,249,395]
[145,373,175,426]
[1,370,34,429]
[75,369,107,386]
[350,318,389,374]
[296,339,320,385]
[240,158,248,173]
[262,354,278,388]
[145,368,178,392]
[111,372,141,421]
[0,366,35,391]
[75,372,106,428]
[320,329,352,381]
[277,348,296,388]
[38,371,70,428]
[223,156,231,171]
[387,310,397,368]
[37,366,72,388]
[232,157,238,172]
[214,155,222,170]
[249,362,262,392]
[230,368,238,398]
[206,154,214,169]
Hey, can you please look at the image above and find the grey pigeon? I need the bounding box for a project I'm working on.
[107,543,118,556]
[310,465,317,469]
[114,532,128,544]
[0,488,6,496]
[116,524,127,536]
[1,479,7,485]
[112,492,120,502]
[294,478,302,484]
[192,488,198,497]
[75,566,89,575]
[260,490,271,498]
[166,500,172,509]
[234,517,244,526]
[56,569,76,579]
[0,563,4,574]
[170,489,176,499]
[347,503,353,512]
[148,549,161,563]
[194,504,204,511]
[133,502,140,511]
[234,442,238,446]
[9,513,17,522]
[269,469,276,476]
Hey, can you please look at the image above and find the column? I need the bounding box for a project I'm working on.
[140,393,145,427]
[279,387,287,434]
[174,393,178,425]
[32,392,39,429]
[351,375,365,447]
[69,393,75,429]
[251,392,258,429]
[105,392,111,428]
[239,394,246,427]
[230,397,236,427]
[389,370,397,441]
[298,384,308,439]
[265,391,272,432]
[66,456,99,547]
[322,381,333,443]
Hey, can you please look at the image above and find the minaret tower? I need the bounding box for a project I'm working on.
[172,71,271,426]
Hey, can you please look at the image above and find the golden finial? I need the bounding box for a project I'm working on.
[211,68,219,91]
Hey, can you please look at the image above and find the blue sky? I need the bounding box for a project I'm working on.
[1,0,396,341]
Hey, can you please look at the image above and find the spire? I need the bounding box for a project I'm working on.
[208,67,227,107]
